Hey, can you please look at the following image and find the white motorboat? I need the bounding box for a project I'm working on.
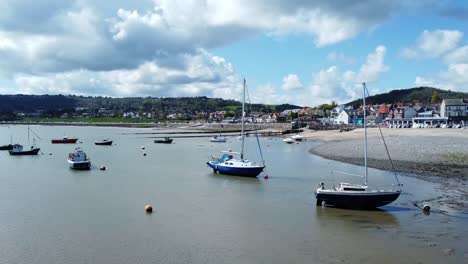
[210,135,227,142]
[67,148,91,170]
[291,134,304,141]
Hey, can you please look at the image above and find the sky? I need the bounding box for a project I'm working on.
[1,0,468,107]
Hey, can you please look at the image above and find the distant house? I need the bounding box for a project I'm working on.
[331,104,345,117]
[404,107,417,119]
[336,110,351,124]
[336,109,363,125]
[375,104,390,123]
[440,98,468,120]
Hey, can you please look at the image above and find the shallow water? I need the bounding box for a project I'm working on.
[0,125,466,264]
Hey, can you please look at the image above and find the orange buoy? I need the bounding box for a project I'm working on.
[145,205,153,213]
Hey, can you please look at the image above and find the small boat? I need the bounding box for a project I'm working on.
[8,144,40,155]
[154,137,173,144]
[315,83,401,209]
[291,134,304,141]
[283,138,294,144]
[67,148,91,170]
[0,144,13,150]
[52,136,78,144]
[209,135,227,142]
[95,139,113,145]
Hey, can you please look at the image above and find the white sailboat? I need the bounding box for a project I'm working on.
[315,83,401,209]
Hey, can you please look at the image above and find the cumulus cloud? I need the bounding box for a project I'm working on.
[402,29,463,58]
[309,45,388,105]
[11,50,242,99]
[409,29,468,93]
[281,74,303,91]
[0,0,431,98]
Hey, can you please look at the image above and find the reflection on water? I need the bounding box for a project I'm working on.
[316,206,400,227]
[0,125,467,264]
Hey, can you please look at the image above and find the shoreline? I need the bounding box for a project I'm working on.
[302,128,468,179]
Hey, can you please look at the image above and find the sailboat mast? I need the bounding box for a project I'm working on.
[240,79,246,160]
[363,83,368,186]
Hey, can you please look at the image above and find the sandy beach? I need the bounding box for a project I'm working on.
[303,127,468,179]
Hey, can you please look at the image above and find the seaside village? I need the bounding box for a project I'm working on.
[218,98,468,128]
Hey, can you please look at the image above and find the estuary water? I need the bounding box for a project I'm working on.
[0,125,466,264]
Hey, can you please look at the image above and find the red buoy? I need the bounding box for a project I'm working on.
[264,175,269,179]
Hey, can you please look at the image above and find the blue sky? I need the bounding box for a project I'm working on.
[1,0,468,106]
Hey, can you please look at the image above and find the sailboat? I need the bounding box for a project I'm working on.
[315,83,401,209]
[206,79,265,177]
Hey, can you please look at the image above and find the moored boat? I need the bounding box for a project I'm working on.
[67,148,91,170]
[8,144,40,155]
[315,83,401,209]
[95,139,113,145]
[283,138,294,144]
[207,151,265,177]
[52,136,78,144]
[0,144,13,150]
[209,135,227,142]
[154,137,173,144]
[207,79,266,177]
[291,134,304,141]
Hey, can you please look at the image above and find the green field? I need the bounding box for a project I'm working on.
[19,117,190,124]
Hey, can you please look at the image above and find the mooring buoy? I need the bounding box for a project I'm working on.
[423,204,431,213]
[145,205,153,213]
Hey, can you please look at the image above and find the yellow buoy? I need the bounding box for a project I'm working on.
[145,205,153,213]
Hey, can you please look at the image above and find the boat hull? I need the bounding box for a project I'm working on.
[9,148,40,155]
[315,191,400,209]
[68,160,91,170]
[154,139,173,144]
[0,144,13,150]
[207,161,264,177]
[95,141,113,145]
[52,138,78,144]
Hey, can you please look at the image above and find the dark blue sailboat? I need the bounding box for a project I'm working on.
[315,83,401,209]
[207,79,265,177]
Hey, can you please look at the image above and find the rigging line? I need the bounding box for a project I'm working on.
[363,84,401,186]
[245,84,266,167]
[29,127,42,140]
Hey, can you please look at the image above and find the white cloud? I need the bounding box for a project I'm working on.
[309,45,389,105]
[357,45,389,82]
[411,29,468,93]
[444,45,468,64]
[281,74,303,91]
[415,63,468,92]
[402,29,463,58]
[11,50,243,98]
[0,0,432,99]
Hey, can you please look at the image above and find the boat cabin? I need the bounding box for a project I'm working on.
[68,148,88,162]
[336,182,368,192]
[11,144,24,152]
